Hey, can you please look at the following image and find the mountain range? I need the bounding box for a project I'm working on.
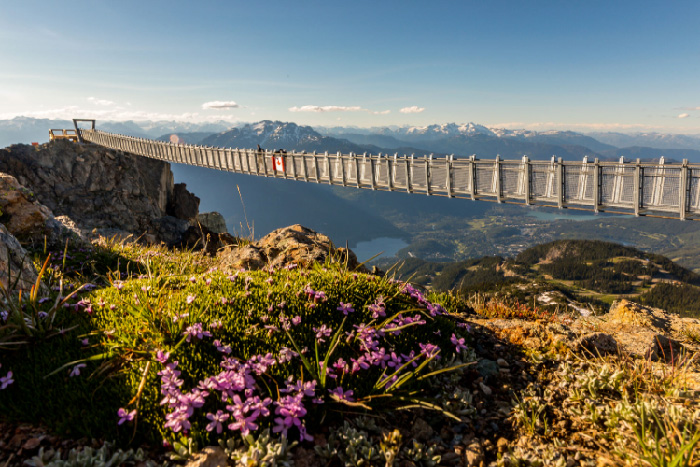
[0,117,232,148]
[200,120,700,163]
[3,116,700,162]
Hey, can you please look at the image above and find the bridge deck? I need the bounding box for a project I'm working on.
[78,128,700,221]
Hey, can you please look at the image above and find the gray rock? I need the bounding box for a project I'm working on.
[0,141,197,244]
[168,183,200,220]
[411,418,434,442]
[464,441,484,467]
[575,332,619,356]
[197,211,228,233]
[648,334,686,363]
[0,223,40,292]
[476,359,499,378]
[151,216,191,245]
[218,224,367,272]
[185,446,229,467]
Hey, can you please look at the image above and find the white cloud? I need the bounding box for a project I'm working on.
[681,106,700,111]
[87,97,115,106]
[492,121,691,132]
[202,100,239,110]
[400,106,425,114]
[0,106,241,124]
[289,105,363,113]
[678,113,690,119]
[289,105,391,115]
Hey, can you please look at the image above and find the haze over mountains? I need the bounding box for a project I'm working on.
[0,116,231,148]
[3,116,700,162]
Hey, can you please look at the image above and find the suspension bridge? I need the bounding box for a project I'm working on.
[69,119,700,221]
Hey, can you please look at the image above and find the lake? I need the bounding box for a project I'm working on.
[527,211,623,222]
[351,237,409,263]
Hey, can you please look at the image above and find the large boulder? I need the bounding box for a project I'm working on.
[0,141,199,244]
[0,172,85,248]
[180,224,237,256]
[197,212,228,234]
[568,299,693,362]
[0,223,40,292]
[217,224,367,272]
[0,173,53,241]
[168,183,200,221]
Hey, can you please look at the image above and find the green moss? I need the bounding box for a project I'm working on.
[1,241,469,446]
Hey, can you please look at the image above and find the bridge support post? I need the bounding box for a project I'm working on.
[446,155,454,198]
[495,155,502,203]
[339,152,346,186]
[313,152,321,183]
[557,157,565,209]
[524,156,531,205]
[215,148,224,170]
[426,155,432,196]
[387,154,394,191]
[325,151,332,184]
[354,153,361,188]
[370,154,377,190]
[680,159,689,220]
[469,155,477,200]
[593,158,600,213]
[406,155,413,193]
[180,145,187,165]
[289,152,297,179]
[633,159,641,216]
[262,150,271,177]
[301,153,309,182]
[253,149,261,175]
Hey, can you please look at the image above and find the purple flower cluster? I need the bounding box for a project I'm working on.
[143,270,470,444]
[367,296,386,319]
[302,285,327,303]
[337,302,354,316]
[400,284,445,316]
[214,340,232,354]
[0,364,13,390]
[69,363,86,377]
[183,323,212,343]
[329,386,355,402]
[156,350,315,441]
[451,333,467,352]
[383,314,427,335]
[313,325,332,343]
[118,407,136,425]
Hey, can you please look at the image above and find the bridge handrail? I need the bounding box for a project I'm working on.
[78,128,699,220]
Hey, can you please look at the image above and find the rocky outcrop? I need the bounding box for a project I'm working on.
[217,224,367,272]
[0,173,54,241]
[601,299,691,362]
[168,184,200,221]
[0,224,40,292]
[185,446,228,467]
[197,212,227,234]
[180,224,237,256]
[0,141,198,244]
[0,172,84,247]
[470,299,699,365]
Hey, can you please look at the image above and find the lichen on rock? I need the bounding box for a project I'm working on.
[217,224,366,272]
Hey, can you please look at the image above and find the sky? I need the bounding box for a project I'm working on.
[1,0,699,134]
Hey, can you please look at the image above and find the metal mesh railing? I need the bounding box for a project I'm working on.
[79,129,700,220]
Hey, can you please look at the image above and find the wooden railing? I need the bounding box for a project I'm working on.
[79,128,700,220]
